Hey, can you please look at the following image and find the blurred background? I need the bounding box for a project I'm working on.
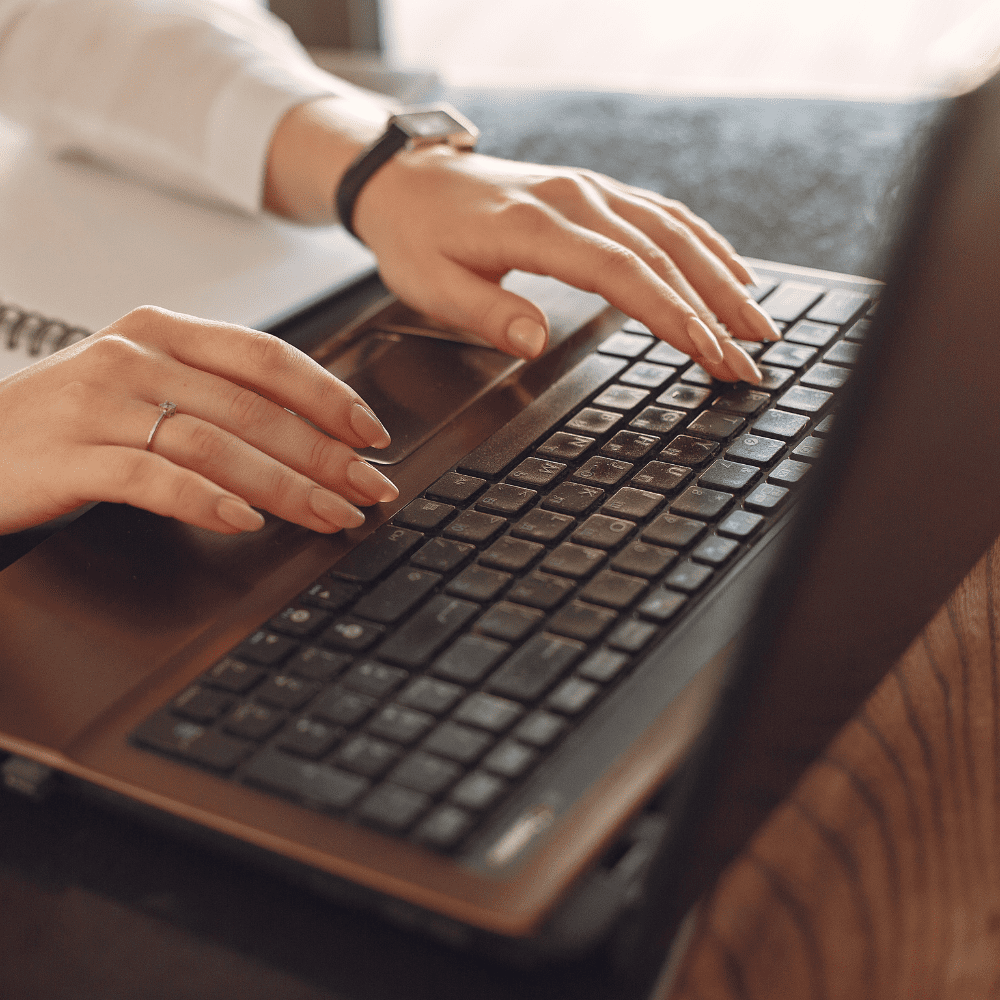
[272,0,1000,99]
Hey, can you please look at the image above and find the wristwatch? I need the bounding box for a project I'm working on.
[335,103,479,239]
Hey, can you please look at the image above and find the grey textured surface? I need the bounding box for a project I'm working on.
[446,88,946,278]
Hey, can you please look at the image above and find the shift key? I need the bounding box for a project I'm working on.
[487,633,586,702]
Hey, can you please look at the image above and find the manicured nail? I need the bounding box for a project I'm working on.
[729,256,756,286]
[722,339,762,384]
[686,316,724,364]
[216,496,265,533]
[741,300,782,341]
[350,402,391,449]
[346,459,399,504]
[507,318,547,358]
[310,488,366,529]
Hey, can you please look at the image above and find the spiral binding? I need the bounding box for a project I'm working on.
[0,301,91,359]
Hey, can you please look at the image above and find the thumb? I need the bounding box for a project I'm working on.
[387,258,551,358]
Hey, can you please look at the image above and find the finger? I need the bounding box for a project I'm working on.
[382,257,551,359]
[117,306,391,450]
[71,444,267,534]
[143,408,397,528]
[584,176,780,345]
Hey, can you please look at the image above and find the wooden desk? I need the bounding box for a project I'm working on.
[670,537,1000,998]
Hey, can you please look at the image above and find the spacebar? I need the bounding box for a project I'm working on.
[457,353,627,477]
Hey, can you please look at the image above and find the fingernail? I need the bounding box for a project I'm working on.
[346,459,399,504]
[350,402,391,449]
[722,339,762,384]
[741,300,782,341]
[507,318,547,358]
[310,488,366,529]
[729,256,756,286]
[686,316,724,364]
[216,496,265,533]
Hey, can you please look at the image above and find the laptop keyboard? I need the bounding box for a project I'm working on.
[131,278,874,853]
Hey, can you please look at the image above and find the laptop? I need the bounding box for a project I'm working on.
[1,70,998,992]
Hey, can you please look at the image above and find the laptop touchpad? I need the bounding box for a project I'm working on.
[324,330,522,465]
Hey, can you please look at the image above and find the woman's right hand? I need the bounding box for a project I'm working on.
[0,306,399,536]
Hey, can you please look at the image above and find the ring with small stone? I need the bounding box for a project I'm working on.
[145,401,177,450]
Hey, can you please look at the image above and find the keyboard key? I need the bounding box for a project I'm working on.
[577,570,647,609]
[726,433,785,465]
[432,635,510,684]
[172,685,234,723]
[603,486,664,519]
[547,599,619,641]
[479,535,545,572]
[692,535,740,565]
[785,320,838,347]
[482,740,539,779]
[413,805,474,849]
[680,365,713,386]
[657,384,711,410]
[601,431,660,461]
[536,432,594,461]
[659,434,718,467]
[744,483,790,512]
[813,414,835,436]
[358,783,430,832]
[564,407,623,436]
[410,537,475,572]
[606,619,659,652]
[629,406,686,435]
[352,566,441,624]
[392,498,455,531]
[759,342,817,370]
[397,677,463,715]
[671,485,733,520]
[452,692,523,732]
[747,279,777,302]
[757,365,795,391]
[577,648,630,683]
[845,317,870,341]
[443,510,507,545]
[610,540,677,578]
[574,456,634,487]
[749,410,808,441]
[664,560,714,593]
[449,771,507,811]
[572,514,636,549]
[377,596,479,667]
[513,710,568,747]
[711,387,770,416]
[320,617,385,653]
[426,472,487,503]
[642,512,705,548]
[223,703,286,742]
[592,384,650,411]
[800,363,851,389]
[335,734,401,778]
[699,459,759,492]
[487,633,585,701]
[546,677,601,715]
[760,281,824,322]
[234,630,297,666]
[506,570,576,610]
[510,507,576,544]
[541,542,606,579]
[630,461,691,494]
[367,704,436,745]
[823,340,862,366]
[543,481,605,515]
[778,385,833,415]
[269,604,330,638]
[508,457,566,488]
[390,752,462,796]
[638,589,688,621]
[686,412,745,442]
[341,661,409,699]
[242,748,366,808]
[446,564,512,601]
[332,525,423,583]
[275,717,343,758]
[621,361,676,388]
[203,657,265,694]
[769,458,811,485]
[717,510,765,539]
[599,330,654,357]
[476,601,545,641]
[422,722,494,764]
[792,435,825,461]
[301,578,361,613]
[130,715,248,774]
[476,483,538,517]
[311,687,376,727]
[806,288,869,325]
[255,674,320,711]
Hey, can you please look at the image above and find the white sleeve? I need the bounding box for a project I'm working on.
[0,0,370,212]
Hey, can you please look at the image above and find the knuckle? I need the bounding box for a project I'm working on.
[530,172,591,206]
[184,419,230,466]
[304,432,339,478]
[226,386,273,433]
[494,198,558,238]
[242,328,289,376]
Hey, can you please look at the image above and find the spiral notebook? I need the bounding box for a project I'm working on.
[0,302,91,379]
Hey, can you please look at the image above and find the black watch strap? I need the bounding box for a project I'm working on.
[335,104,479,240]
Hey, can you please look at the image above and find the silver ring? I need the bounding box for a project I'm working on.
[145,400,177,450]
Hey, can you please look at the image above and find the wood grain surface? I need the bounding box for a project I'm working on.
[669,537,1000,998]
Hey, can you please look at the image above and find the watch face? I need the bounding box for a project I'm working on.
[404,110,459,139]
[393,105,479,148]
